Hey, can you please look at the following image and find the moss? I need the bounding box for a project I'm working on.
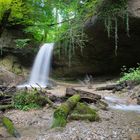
[69,102,99,121]
[52,109,67,128]
[2,116,20,138]
[51,94,80,128]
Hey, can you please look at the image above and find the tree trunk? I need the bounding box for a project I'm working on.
[51,94,80,128]
[0,105,13,111]
[0,9,11,37]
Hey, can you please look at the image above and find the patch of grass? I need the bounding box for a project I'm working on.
[119,65,140,83]
[13,90,46,111]
[14,103,41,111]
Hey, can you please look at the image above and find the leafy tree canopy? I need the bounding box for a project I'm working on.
[0,0,128,57]
[0,0,102,42]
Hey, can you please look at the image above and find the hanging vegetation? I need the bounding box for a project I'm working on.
[98,0,129,55]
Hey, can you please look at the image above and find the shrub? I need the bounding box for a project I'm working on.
[13,90,46,111]
[119,65,140,83]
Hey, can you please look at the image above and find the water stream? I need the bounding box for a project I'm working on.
[104,96,140,112]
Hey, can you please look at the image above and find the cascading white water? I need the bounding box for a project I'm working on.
[18,43,54,88]
[104,96,140,112]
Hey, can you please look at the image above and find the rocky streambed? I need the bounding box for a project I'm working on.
[0,81,140,140]
[1,106,140,140]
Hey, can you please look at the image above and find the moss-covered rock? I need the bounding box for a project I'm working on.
[69,102,99,121]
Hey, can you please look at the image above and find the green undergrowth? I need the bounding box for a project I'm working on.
[13,90,46,111]
[119,65,140,83]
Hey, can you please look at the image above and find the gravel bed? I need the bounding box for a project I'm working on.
[1,105,140,140]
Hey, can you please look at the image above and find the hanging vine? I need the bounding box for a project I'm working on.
[115,17,118,56]
[61,22,88,66]
[99,0,129,55]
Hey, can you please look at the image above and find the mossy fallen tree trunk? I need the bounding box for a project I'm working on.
[51,94,80,128]
[69,102,99,121]
[0,116,20,138]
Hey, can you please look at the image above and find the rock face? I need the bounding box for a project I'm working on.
[128,0,140,18]
[0,27,37,85]
[0,27,37,67]
[53,0,140,78]
[0,66,24,86]
[0,27,23,50]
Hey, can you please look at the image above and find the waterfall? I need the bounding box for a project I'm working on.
[18,43,54,88]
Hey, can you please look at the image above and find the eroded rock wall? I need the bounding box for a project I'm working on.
[0,27,37,85]
[53,0,140,78]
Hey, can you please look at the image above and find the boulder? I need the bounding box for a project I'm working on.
[0,66,24,86]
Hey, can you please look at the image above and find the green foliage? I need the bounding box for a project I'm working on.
[13,90,46,111]
[14,39,30,48]
[0,0,27,22]
[119,65,140,83]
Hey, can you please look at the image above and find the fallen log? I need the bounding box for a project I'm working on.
[66,88,101,103]
[0,98,12,105]
[69,102,99,121]
[1,116,20,138]
[96,83,128,92]
[0,92,13,106]
[0,105,14,111]
[0,86,16,94]
[51,94,80,128]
